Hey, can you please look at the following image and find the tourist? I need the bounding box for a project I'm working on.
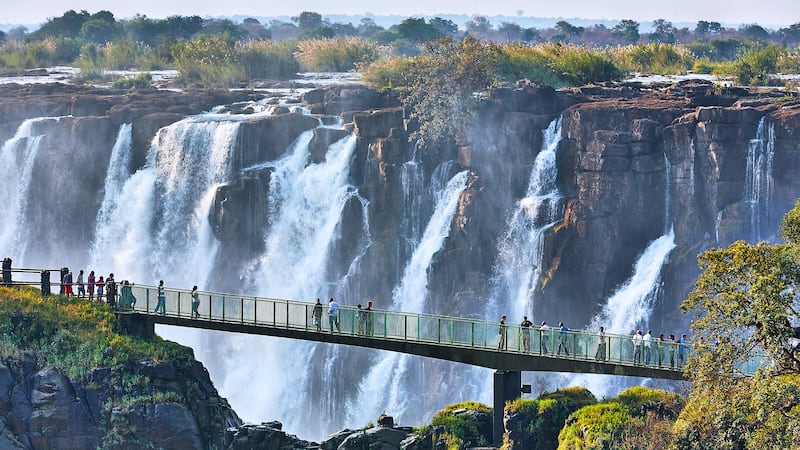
[520,315,533,352]
[119,280,136,309]
[153,280,166,314]
[557,322,569,356]
[365,300,374,336]
[668,334,676,367]
[643,330,652,365]
[678,334,688,367]
[106,273,116,308]
[656,334,665,367]
[96,276,105,301]
[76,269,85,297]
[87,270,95,301]
[328,297,340,333]
[540,321,550,354]
[312,298,323,331]
[191,285,200,318]
[356,304,365,335]
[497,315,508,351]
[64,271,73,297]
[632,330,643,364]
[595,326,607,361]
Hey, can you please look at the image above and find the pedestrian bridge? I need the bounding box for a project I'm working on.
[119,283,712,381]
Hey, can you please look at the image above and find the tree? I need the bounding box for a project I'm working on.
[6,26,28,41]
[675,200,800,448]
[611,19,639,44]
[520,27,541,43]
[241,18,270,40]
[649,19,675,44]
[401,37,499,149]
[465,16,493,40]
[695,20,711,38]
[498,22,522,42]
[395,17,438,42]
[428,17,459,39]
[29,10,90,40]
[778,23,800,46]
[740,24,771,43]
[555,20,584,41]
[357,18,383,38]
[0,30,5,44]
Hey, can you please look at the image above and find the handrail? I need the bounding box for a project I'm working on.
[1,265,765,376]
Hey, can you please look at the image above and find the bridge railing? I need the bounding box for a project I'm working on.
[124,283,700,372]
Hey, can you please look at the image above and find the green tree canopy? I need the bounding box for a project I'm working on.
[612,19,640,44]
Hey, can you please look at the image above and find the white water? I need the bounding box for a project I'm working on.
[347,170,469,427]
[0,117,61,263]
[209,131,362,437]
[91,116,240,286]
[746,117,775,242]
[491,117,563,321]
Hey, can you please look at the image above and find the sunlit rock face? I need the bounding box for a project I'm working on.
[1,79,799,441]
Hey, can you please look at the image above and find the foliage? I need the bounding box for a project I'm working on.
[400,37,499,149]
[505,387,597,450]
[0,38,81,68]
[111,72,152,89]
[674,199,800,448]
[171,34,242,86]
[361,55,413,90]
[0,286,191,381]
[557,387,682,450]
[415,401,492,449]
[611,43,693,75]
[294,37,379,72]
[238,39,299,79]
[733,45,782,85]
[497,43,621,88]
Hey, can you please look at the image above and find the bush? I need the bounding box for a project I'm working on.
[614,42,693,75]
[111,72,152,89]
[496,43,621,87]
[361,55,413,90]
[171,34,242,87]
[295,37,379,72]
[504,387,597,450]
[238,39,299,79]
[733,45,781,85]
[415,401,492,450]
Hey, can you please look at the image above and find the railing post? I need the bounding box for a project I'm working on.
[285,300,289,329]
[241,298,244,324]
[273,301,276,327]
[471,322,475,347]
[146,288,150,313]
[254,297,258,324]
[404,315,407,340]
[177,292,181,316]
[437,318,441,343]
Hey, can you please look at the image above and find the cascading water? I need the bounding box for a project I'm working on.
[745,117,775,242]
[204,131,364,439]
[347,170,469,429]
[490,116,563,321]
[0,117,61,264]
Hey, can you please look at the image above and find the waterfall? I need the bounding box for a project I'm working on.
[490,116,563,320]
[589,227,676,334]
[0,117,61,264]
[91,115,241,286]
[746,117,775,242]
[347,170,469,428]
[204,131,363,439]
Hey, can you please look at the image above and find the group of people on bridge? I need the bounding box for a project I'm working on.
[497,315,691,369]
[311,297,375,336]
[58,267,138,310]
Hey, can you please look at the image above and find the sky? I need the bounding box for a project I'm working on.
[2,0,799,29]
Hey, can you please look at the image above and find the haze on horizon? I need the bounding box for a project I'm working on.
[3,0,799,29]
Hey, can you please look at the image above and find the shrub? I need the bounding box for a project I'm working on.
[361,55,413,90]
[496,43,621,87]
[295,37,379,72]
[171,34,242,87]
[415,401,492,450]
[615,43,693,75]
[112,72,152,89]
[238,39,299,79]
[733,45,781,85]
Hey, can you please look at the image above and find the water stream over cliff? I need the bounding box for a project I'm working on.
[746,117,775,242]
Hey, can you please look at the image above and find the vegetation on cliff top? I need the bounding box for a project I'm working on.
[0,285,192,381]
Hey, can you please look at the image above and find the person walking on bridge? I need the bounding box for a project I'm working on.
[643,330,652,365]
[595,326,607,361]
[557,322,570,356]
[312,298,323,331]
[191,285,200,318]
[328,297,340,333]
[540,321,550,354]
[365,300,374,336]
[520,316,533,352]
[87,271,95,301]
[153,280,166,315]
[106,274,116,308]
[497,315,508,351]
[96,276,104,301]
[76,270,85,297]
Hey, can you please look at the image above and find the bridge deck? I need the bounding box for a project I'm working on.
[115,283,709,380]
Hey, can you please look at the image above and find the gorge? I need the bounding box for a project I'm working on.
[0,78,799,441]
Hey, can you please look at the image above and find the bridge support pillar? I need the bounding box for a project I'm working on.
[493,370,521,446]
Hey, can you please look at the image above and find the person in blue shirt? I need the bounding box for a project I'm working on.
[557,322,570,356]
[678,334,688,367]
[328,297,340,333]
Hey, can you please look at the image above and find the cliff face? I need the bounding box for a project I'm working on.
[0,354,236,449]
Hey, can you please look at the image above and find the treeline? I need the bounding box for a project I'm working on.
[0,9,799,89]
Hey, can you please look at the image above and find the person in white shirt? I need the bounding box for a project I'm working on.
[328,297,340,333]
[632,329,643,364]
[643,330,652,365]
